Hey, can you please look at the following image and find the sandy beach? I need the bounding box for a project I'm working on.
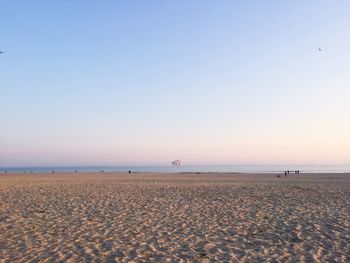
[0,172,349,262]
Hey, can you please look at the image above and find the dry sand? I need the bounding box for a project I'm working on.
[0,172,349,262]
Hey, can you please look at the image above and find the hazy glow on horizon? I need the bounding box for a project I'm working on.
[1,1,350,166]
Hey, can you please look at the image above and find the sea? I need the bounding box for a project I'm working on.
[1,165,350,174]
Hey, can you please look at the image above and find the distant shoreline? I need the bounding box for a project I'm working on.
[1,164,350,174]
[1,171,350,177]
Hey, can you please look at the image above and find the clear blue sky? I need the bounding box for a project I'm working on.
[1,1,350,166]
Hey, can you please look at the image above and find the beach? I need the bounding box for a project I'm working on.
[0,172,349,262]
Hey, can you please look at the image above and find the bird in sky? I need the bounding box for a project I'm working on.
[0,51,5,54]
[318,48,322,51]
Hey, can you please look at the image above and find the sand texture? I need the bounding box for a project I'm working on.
[0,172,349,262]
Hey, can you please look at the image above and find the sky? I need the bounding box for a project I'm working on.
[1,1,350,167]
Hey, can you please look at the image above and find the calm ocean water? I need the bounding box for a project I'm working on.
[1,165,350,174]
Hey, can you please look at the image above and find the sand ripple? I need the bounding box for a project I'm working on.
[0,173,349,262]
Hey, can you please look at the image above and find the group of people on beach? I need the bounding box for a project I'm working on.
[277,170,300,178]
[22,171,34,174]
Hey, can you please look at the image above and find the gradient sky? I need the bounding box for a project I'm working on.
[1,1,350,167]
